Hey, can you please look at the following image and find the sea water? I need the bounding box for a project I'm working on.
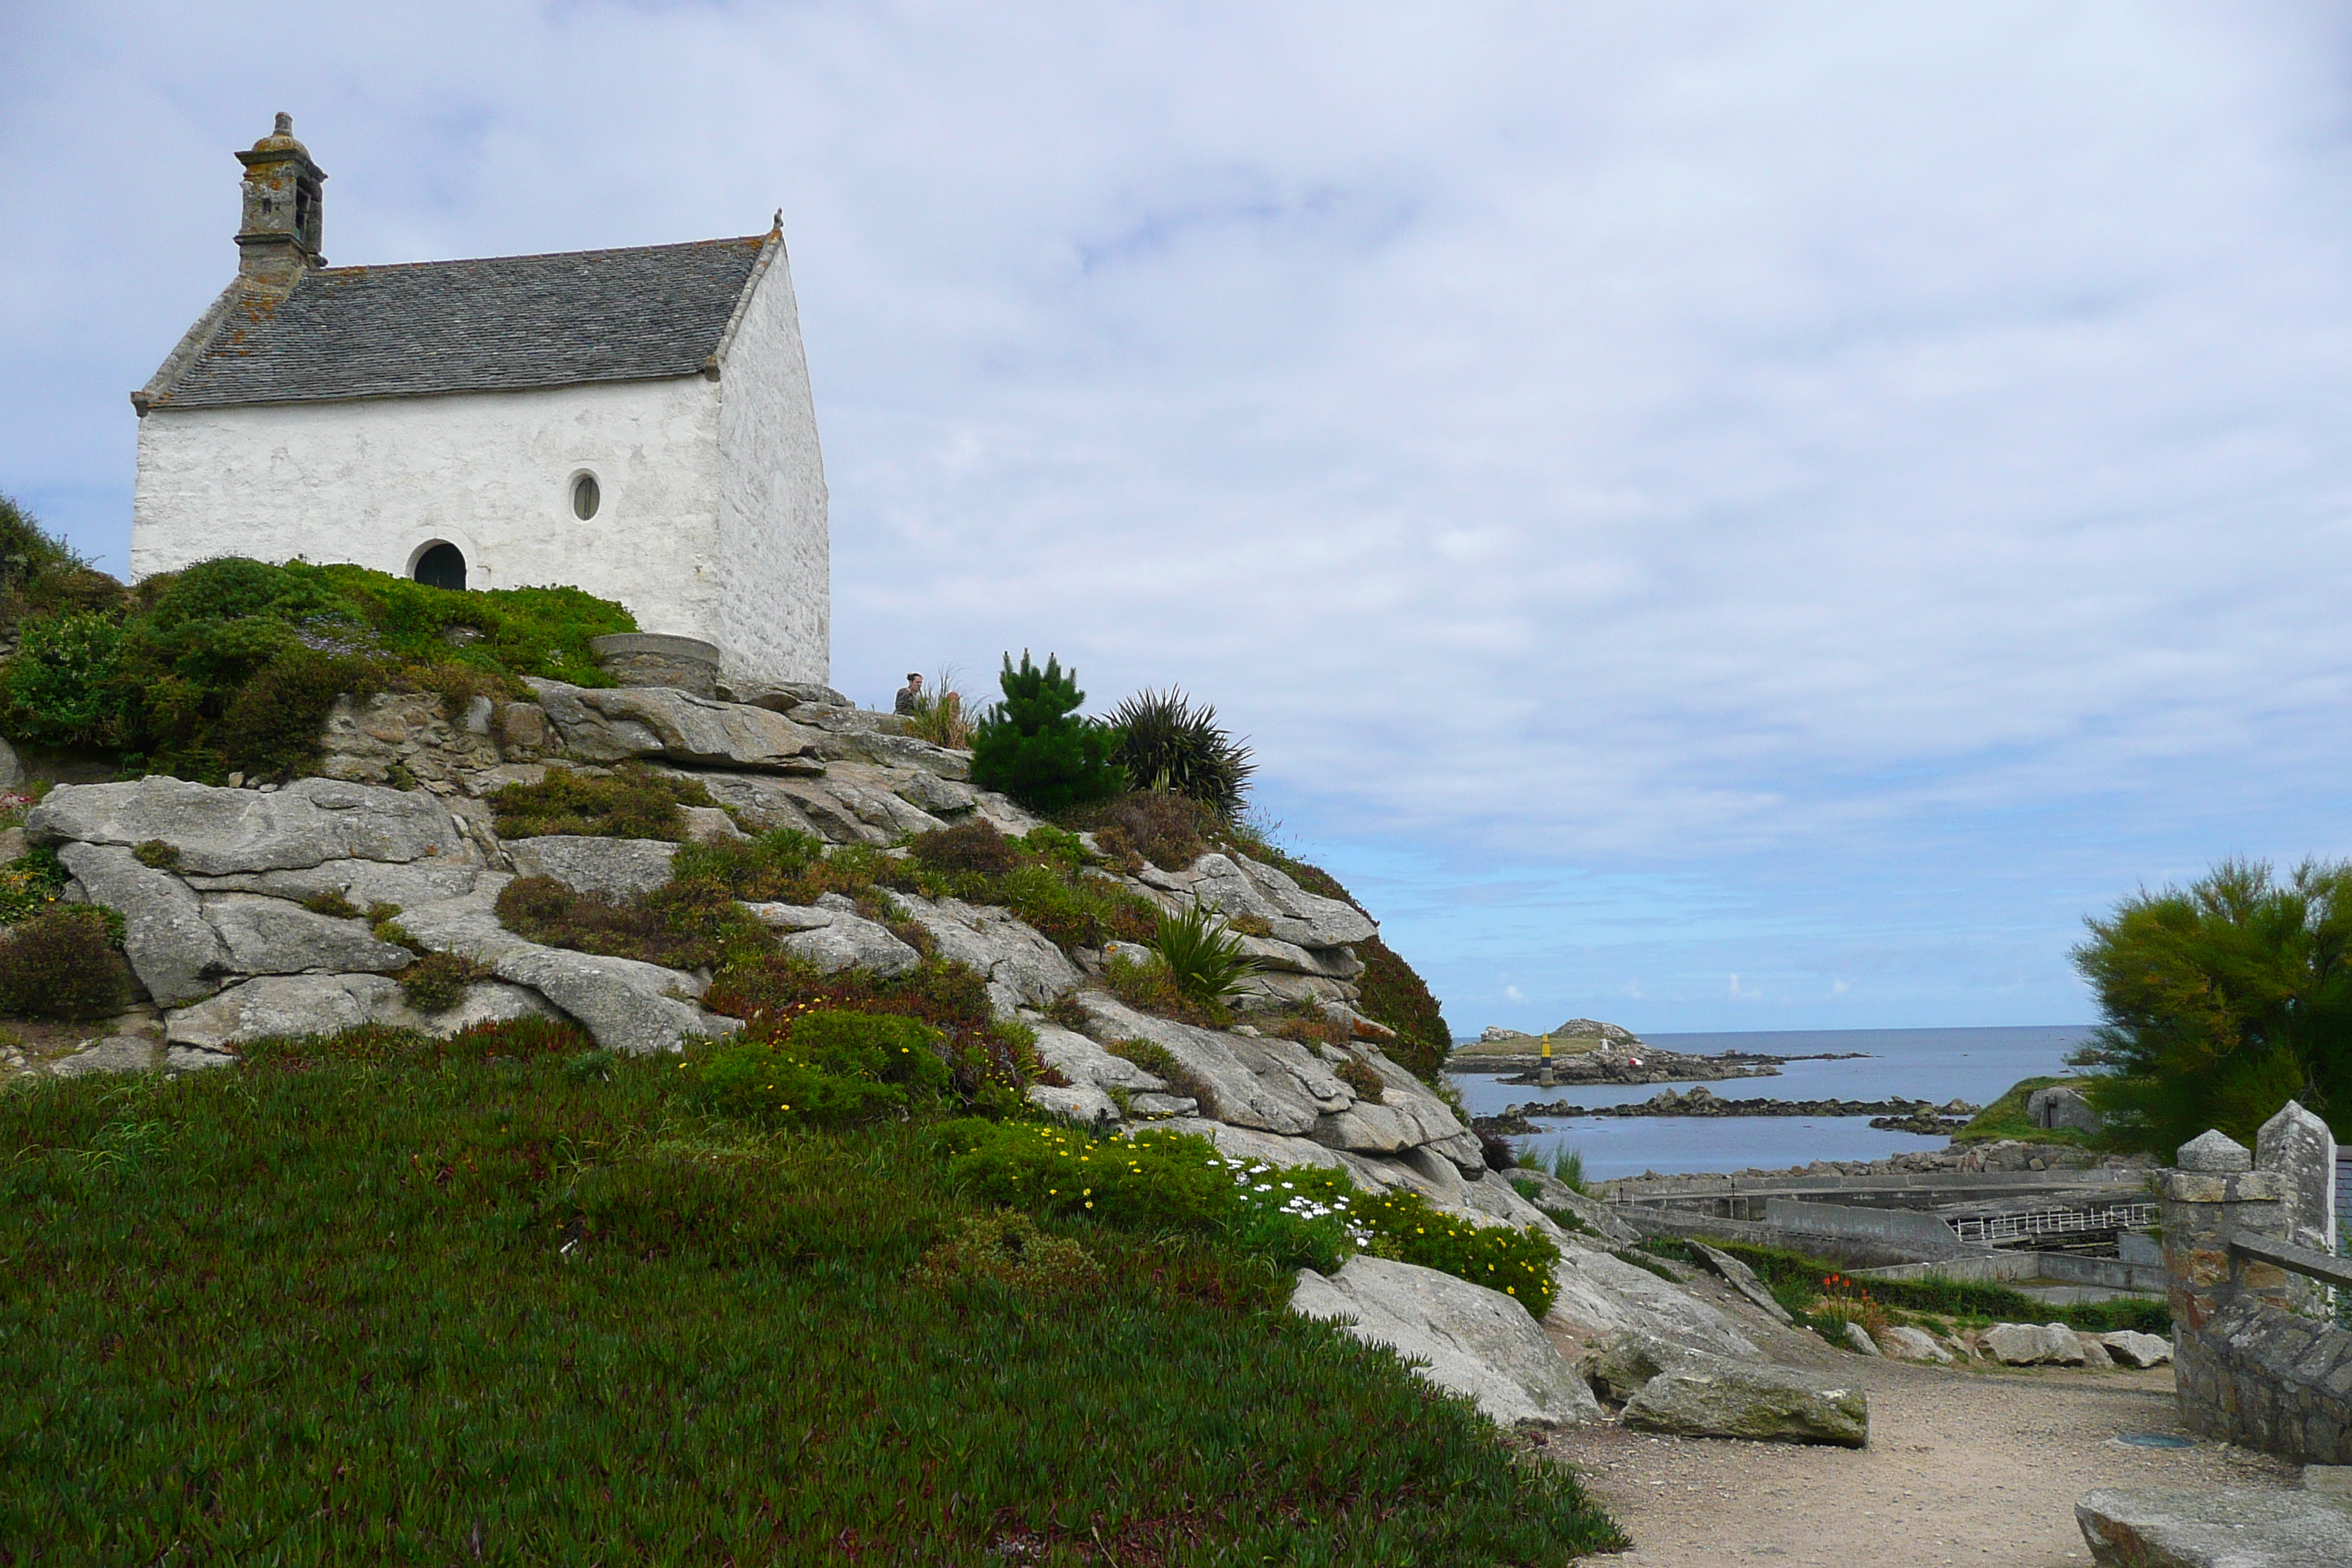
[1447,1025,2093,1183]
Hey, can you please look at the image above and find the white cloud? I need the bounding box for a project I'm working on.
[6,2,2349,1029]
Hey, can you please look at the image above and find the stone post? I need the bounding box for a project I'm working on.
[2160,1130,2289,1336]
[2256,1100,2339,1317]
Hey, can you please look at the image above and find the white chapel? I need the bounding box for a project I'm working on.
[129,115,829,687]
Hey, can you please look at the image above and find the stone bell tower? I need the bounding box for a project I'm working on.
[235,113,327,292]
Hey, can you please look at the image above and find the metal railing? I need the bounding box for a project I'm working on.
[1948,1202,2160,1245]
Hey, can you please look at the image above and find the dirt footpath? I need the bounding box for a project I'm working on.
[1539,1276,2300,1567]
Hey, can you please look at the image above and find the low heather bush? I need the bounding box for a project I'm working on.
[399,951,490,1013]
[1066,789,1219,872]
[909,820,1019,877]
[0,848,68,925]
[907,1210,1104,1298]
[489,764,718,842]
[1333,1055,1386,1104]
[492,874,759,972]
[0,906,134,1019]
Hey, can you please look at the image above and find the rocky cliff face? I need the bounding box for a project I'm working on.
[8,672,1776,1419]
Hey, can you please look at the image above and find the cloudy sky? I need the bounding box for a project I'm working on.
[6,2,2351,1036]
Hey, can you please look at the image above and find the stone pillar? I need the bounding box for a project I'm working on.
[2257,1100,2340,1317]
[2160,1130,2290,1336]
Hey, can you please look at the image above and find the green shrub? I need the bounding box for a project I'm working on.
[968,651,1124,814]
[299,889,362,919]
[3,611,125,749]
[489,764,715,842]
[0,549,636,782]
[1107,687,1254,821]
[1105,1036,1220,1115]
[217,645,387,779]
[131,840,181,871]
[399,951,489,1013]
[705,954,1040,1117]
[685,1008,950,1127]
[671,828,833,902]
[1151,901,1262,1006]
[0,906,134,1019]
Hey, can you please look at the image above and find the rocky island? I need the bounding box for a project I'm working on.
[1447,1021,1798,1085]
[1477,1084,1980,1134]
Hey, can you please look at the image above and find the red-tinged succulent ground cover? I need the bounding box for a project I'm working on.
[0,1017,1623,1565]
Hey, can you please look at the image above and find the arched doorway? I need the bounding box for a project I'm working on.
[412,542,467,591]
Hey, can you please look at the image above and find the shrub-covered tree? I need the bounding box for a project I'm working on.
[968,651,1123,814]
[1108,687,1254,821]
[2069,857,2352,1151]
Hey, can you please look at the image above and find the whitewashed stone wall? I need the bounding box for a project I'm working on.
[128,252,829,688]
[715,244,829,687]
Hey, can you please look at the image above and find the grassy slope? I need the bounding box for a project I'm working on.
[1953,1074,2100,1147]
[0,1038,1619,1565]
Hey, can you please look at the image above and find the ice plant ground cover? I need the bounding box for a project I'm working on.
[0,1020,1621,1564]
[936,1119,1561,1314]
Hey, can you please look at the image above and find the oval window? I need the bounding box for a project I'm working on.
[572,472,600,520]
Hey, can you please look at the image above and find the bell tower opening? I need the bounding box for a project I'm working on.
[413,542,467,591]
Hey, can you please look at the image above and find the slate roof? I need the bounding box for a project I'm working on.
[149,235,771,409]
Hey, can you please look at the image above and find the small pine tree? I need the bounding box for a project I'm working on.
[968,651,1125,814]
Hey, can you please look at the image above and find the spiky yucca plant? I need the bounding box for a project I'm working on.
[1150,901,1264,1006]
[1109,687,1254,821]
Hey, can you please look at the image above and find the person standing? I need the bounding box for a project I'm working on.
[894,672,925,715]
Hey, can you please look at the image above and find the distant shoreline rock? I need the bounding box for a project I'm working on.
[1474,1084,1980,1134]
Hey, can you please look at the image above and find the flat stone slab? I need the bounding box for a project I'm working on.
[2076,1487,2352,1567]
[524,679,820,772]
[1292,1254,1600,1428]
[742,898,921,978]
[165,973,559,1049]
[30,776,471,874]
[505,836,680,901]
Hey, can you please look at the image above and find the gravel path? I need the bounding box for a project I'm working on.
[1538,1271,2300,1567]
